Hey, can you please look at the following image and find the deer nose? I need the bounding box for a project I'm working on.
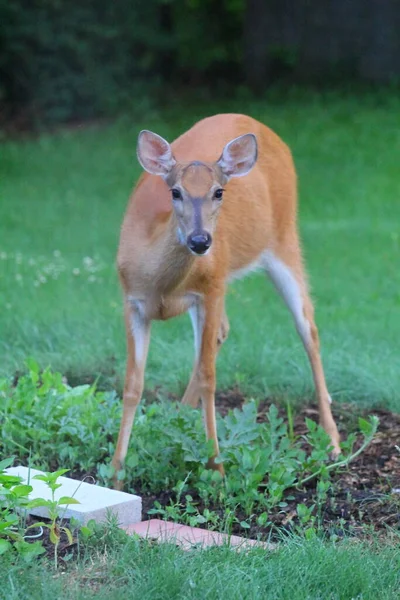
[187,232,212,255]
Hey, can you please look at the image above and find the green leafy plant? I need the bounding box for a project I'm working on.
[26,469,80,568]
[0,457,45,561]
[0,361,121,475]
[148,478,220,529]
[0,455,95,566]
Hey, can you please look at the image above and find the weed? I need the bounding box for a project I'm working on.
[0,457,46,561]
[25,469,80,568]
[0,456,95,565]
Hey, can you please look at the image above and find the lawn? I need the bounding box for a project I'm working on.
[1,90,399,597]
[1,90,399,410]
[2,532,400,600]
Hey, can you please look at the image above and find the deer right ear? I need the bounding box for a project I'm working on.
[137,130,176,177]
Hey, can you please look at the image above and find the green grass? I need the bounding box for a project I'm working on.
[1,91,399,410]
[2,533,400,600]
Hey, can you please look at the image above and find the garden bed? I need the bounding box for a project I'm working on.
[2,369,399,562]
[20,387,400,562]
[138,391,400,541]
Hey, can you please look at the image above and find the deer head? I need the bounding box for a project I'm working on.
[137,130,258,256]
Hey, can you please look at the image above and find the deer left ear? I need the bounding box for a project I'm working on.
[217,133,258,179]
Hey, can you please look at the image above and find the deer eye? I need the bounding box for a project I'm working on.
[214,188,224,200]
[171,188,182,200]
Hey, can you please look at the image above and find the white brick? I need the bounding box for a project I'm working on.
[6,466,141,526]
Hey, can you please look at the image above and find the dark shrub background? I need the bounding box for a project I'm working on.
[0,0,399,126]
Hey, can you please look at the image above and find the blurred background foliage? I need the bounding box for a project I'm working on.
[0,0,399,128]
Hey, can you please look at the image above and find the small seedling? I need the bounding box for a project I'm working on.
[26,469,80,568]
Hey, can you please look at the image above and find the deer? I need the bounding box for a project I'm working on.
[111,113,341,489]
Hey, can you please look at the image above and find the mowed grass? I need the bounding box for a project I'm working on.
[2,535,400,600]
[1,92,399,410]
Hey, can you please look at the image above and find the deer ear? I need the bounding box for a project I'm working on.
[217,133,258,178]
[137,130,176,177]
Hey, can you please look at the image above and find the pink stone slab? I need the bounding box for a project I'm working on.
[124,519,274,550]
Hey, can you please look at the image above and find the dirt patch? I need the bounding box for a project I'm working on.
[140,391,400,540]
[23,515,79,564]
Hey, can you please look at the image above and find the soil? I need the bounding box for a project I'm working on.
[23,515,80,564]
[140,390,400,541]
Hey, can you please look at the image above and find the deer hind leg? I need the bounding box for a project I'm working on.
[262,245,341,456]
[182,300,229,408]
[112,302,151,490]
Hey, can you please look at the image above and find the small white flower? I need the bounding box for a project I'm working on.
[53,250,61,257]
[15,273,22,282]
[73,268,80,276]
[29,258,36,265]
[88,275,96,283]
[83,256,93,268]
[0,252,7,260]
[33,281,40,287]
[39,275,46,284]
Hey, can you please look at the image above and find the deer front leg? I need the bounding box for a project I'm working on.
[217,306,230,346]
[112,302,151,490]
[182,293,225,474]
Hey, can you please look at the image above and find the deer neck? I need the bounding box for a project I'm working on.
[151,211,195,296]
